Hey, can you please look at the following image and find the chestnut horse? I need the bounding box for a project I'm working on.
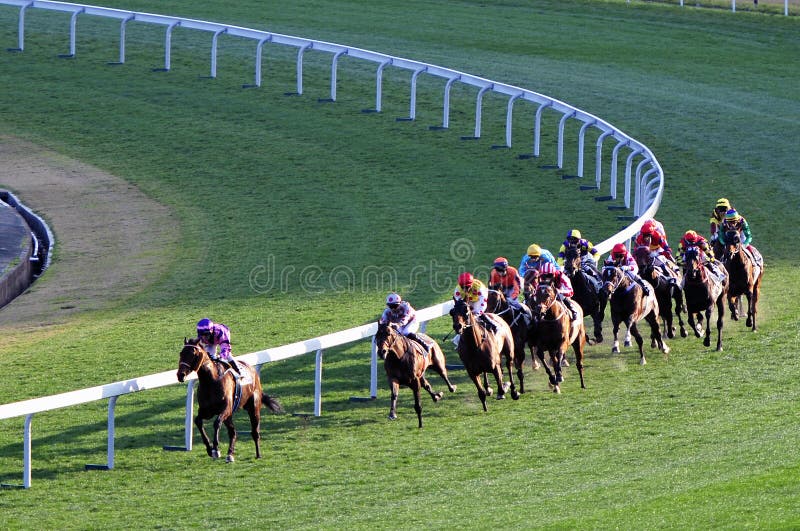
[177,338,282,462]
[633,246,687,339]
[486,289,534,392]
[530,283,586,393]
[449,298,519,410]
[562,247,605,344]
[600,265,669,364]
[374,321,456,428]
[722,231,763,332]
[682,247,729,351]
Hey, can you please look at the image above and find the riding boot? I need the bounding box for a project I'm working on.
[637,276,652,296]
[480,314,497,334]
[228,359,242,378]
[565,297,579,321]
[406,332,431,357]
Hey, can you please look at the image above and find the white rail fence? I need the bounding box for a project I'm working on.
[0,1,664,488]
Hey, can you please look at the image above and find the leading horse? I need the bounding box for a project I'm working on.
[722,231,763,332]
[449,298,519,411]
[530,283,586,393]
[374,321,457,428]
[682,247,729,351]
[633,245,687,339]
[600,265,669,364]
[487,289,534,392]
[562,247,605,344]
[177,338,282,462]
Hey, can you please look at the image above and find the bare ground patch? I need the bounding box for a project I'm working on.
[0,135,177,329]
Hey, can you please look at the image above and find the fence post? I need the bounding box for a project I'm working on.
[532,101,553,158]
[501,93,523,148]
[209,28,227,78]
[58,8,84,58]
[163,379,195,452]
[86,395,117,470]
[314,349,323,416]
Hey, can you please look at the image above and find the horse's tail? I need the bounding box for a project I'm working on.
[262,392,284,413]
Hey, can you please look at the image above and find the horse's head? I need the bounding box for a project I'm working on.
[600,265,624,297]
[563,248,581,276]
[449,298,471,334]
[531,283,557,319]
[177,337,206,382]
[374,321,399,360]
[632,245,652,269]
[486,289,506,314]
[683,246,705,282]
[724,230,742,258]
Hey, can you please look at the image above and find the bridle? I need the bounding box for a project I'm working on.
[533,284,564,321]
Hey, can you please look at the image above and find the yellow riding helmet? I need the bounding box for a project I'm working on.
[716,198,731,209]
[566,229,582,240]
[526,244,541,258]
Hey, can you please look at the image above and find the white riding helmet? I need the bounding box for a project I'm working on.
[386,293,402,306]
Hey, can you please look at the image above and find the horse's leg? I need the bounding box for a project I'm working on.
[388,379,400,420]
[420,375,443,402]
[502,340,519,400]
[703,307,713,348]
[222,415,237,463]
[514,338,526,394]
[537,348,559,391]
[429,348,457,392]
[245,402,262,459]
[592,310,604,344]
[611,318,622,354]
[715,295,725,352]
[194,414,215,458]
[469,371,489,411]
[750,277,761,331]
[572,330,587,389]
[646,310,669,355]
[728,292,739,321]
[629,321,646,365]
[674,287,688,338]
[211,416,224,460]
[482,372,493,397]
[411,379,424,429]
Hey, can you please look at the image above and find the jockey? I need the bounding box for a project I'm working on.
[557,228,600,267]
[518,243,560,278]
[538,262,579,321]
[488,257,531,326]
[678,230,725,280]
[634,219,675,261]
[605,242,653,295]
[709,198,731,244]
[718,208,753,247]
[379,292,432,353]
[196,318,241,377]
[454,271,495,333]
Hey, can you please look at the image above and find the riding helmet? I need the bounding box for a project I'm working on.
[611,243,627,258]
[458,272,474,287]
[566,229,581,240]
[386,292,402,306]
[196,318,213,333]
[527,244,541,258]
[493,257,509,270]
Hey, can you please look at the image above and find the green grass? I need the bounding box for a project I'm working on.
[1,0,799,528]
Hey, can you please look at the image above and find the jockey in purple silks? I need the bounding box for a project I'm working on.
[196,318,241,377]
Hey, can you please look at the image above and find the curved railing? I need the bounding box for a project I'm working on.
[0,0,663,488]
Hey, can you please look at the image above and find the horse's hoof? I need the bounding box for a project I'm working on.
[485,387,493,396]
[662,345,670,354]
[211,449,220,459]
[717,346,724,352]
[226,455,235,463]
[502,382,511,393]
[667,330,675,339]
[624,340,632,347]
[703,338,711,348]
[553,386,561,394]
[640,358,647,366]
[511,391,520,400]
[746,317,753,327]
[433,392,443,402]
[496,393,506,400]
[449,385,457,393]
[680,329,688,338]
[611,346,620,354]
[560,358,570,367]
[388,413,397,420]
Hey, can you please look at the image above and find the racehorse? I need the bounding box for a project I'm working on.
[522,269,542,370]
[682,247,729,351]
[449,298,519,411]
[600,265,669,364]
[487,289,534,392]
[722,231,763,331]
[633,245,687,339]
[374,321,457,428]
[176,338,282,462]
[529,283,586,393]
[562,247,605,344]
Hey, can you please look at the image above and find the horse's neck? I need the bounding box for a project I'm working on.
[197,358,226,383]
[387,334,415,360]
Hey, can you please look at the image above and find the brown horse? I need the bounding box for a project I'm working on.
[486,289,534,392]
[176,338,282,462]
[682,247,729,351]
[530,283,586,393]
[374,321,456,428]
[600,265,668,364]
[449,298,519,410]
[562,247,605,344]
[633,245,687,339]
[722,231,763,332]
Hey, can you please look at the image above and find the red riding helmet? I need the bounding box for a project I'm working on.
[611,243,627,259]
[539,262,556,276]
[458,272,474,288]
[683,230,700,244]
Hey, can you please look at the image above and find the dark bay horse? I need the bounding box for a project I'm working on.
[562,248,605,344]
[374,321,456,428]
[449,298,519,410]
[530,283,586,393]
[633,245,687,339]
[722,231,763,332]
[682,247,729,351]
[487,289,534,392]
[177,338,282,462]
[600,265,668,364]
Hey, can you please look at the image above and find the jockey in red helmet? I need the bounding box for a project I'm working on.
[454,271,496,333]
[488,256,531,326]
[196,318,241,377]
[605,243,653,295]
[679,230,725,280]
